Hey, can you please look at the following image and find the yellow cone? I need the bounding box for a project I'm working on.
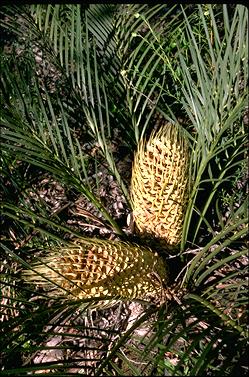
[131,123,190,247]
[23,238,167,307]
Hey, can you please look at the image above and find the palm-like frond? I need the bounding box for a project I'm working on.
[177,5,248,249]
[1,4,130,234]
[115,4,186,142]
[1,46,125,236]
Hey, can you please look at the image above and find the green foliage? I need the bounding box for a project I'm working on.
[0,4,248,376]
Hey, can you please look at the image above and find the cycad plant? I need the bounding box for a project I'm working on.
[0,4,248,376]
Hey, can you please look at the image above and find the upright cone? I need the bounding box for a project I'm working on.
[131,123,190,247]
[23,238,167,307]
